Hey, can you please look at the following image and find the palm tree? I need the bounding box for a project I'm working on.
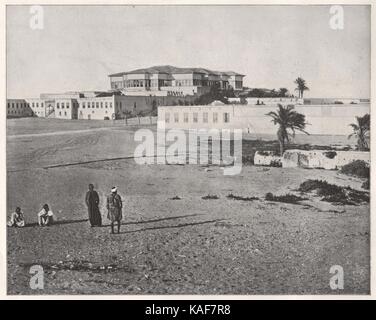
[266,104,309,155]
[294,77,309,98]
[348,114,370,151]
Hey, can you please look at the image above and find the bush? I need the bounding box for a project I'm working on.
[265,193,306,204]
[257,150,277,156]
[270,159,282,167]
[298,179,369,205]
[202,194,219,200]
[323,151,337,159]
[362,178,370,190]
[340,160,370,178]
[299,179,343,196]
[227,194,259,201]
[322,188,369,205]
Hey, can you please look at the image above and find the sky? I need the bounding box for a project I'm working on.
[6,5,370,98]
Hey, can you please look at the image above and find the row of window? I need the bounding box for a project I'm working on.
[79,110,109,115]
[8,103,27,109]
[124,79,171,88]
[56,102,70,109]
[80,101,113,109]
[165,112,230,124]
[7,102,44,109]
[8,110,28,115]
[31,102,44,108]
[175,80,194,87]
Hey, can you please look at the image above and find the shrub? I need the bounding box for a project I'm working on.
[323,188,369,205]
[299,179,343,196]
[323,151,337,159]
[298,179,369,205]
[340,160,370,178]
[202,194,219,200]
[362,178,370,190]
[227,194,259,201]
[265,193,306,204]
[257,150,278,156]
[270,159,282,167]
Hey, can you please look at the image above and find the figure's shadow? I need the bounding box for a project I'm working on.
[118,218,225,234]
[23,219,88,228]
[101,213,202,227]
[20,214,203,228]
[19,214,222,233]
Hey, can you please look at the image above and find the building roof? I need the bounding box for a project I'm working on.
[108,65,245,77]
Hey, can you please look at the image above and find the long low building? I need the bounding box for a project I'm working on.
[7,88,206,120]
[7,92,175,120]
[7,97,78,119]
[158,103,370,136]
[7,99,34,118]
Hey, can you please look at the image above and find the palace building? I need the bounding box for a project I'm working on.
[108,65,245,97]
[7,65,246,120]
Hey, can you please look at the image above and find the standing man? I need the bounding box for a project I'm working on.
[85,184,102,227]
[107,187,122,234]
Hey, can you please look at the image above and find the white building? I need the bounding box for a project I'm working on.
[158,103,370,136]
[109,65,245,97]
[77,96,116,120]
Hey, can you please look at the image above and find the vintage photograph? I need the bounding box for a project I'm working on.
[6,5,370,295]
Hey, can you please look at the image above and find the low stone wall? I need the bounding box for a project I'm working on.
[254,151,282,167]
[282,149,370,170]
[125,116,157,125]
[246,97,303,105]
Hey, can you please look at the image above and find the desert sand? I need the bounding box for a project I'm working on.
[7,118,369,294]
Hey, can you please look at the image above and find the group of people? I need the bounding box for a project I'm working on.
[86,184,123,234]
[7,204,55,228]
[8,184,123,234]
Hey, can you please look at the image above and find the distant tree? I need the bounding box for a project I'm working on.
[270,89,277,97]
[294,77,309,98]
[152,100,157,109]
[249,88,265,98]
[124,110,132,117]
[266,104,309,156]
[240,97,248,105]
[279,88,289,97]
[224,87,235,98]
[194,84,229,105]
[348,114,370,151]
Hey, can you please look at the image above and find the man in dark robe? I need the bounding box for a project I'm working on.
[107,186,122,234]
[85,184,102,227]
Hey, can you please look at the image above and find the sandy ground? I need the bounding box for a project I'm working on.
[7,118,369,295]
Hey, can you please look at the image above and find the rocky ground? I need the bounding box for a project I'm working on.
[6,118,369,294]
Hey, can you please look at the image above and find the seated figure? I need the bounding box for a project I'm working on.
[38,204,54,227]
[7,207,25,228]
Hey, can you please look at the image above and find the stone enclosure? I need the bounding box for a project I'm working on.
[254,150,370,170]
